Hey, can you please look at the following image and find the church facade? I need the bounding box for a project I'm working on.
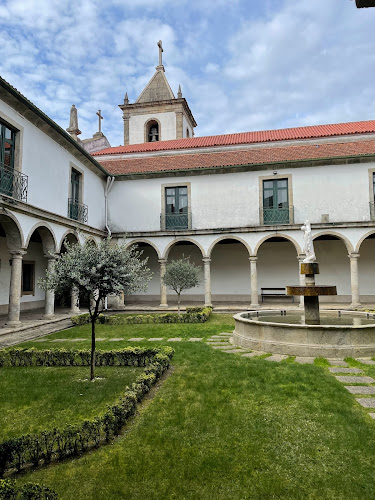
[1,43,375,326]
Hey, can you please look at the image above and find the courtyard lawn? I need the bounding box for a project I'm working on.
[0,365,143,440]
[8,313,375,499]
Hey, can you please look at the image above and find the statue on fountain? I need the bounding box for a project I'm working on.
[301,220,316,263]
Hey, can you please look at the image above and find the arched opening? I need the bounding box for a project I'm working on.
[358,233,375,304]
[210,238,251,304]
[186,128,190,138]
[313,234,350,303]
[166,240,204,305]
[147,120,159,142]
[24,226,57,312]
[125,241,160,305]
[57,233,80,309]
[257,236,299,303]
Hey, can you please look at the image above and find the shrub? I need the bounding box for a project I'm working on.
[104,307,212,325]
[0,348,174,477]
[0,479,57,499]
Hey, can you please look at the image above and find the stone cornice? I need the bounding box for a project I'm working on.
[119,98,197,127]
[114,220,375,239]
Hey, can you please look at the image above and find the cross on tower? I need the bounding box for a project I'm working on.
[96,109,103,134]
[157,40,163,66]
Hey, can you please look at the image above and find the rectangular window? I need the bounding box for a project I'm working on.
[262,179,290,224]
[0,120,16,197]
[68,168,87,223]
[22,261,35,295]
[165,186,189,229]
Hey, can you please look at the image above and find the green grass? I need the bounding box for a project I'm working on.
[0,365,143,440]
[8,314,375,499]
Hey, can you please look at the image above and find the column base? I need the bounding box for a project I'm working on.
[159,304,168,309]
[204,303,213,308]
[5,320,22,327]
[250,303,259,309]
[70,308,80,315]
[42,314,56,320]
[349,303,362,309]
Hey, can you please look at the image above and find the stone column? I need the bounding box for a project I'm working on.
[297,254,306,309]
[43,256,57,319]
[159,258,168,308]
[349,252,361,308]
[249,256,259,308]
[6,250,25,326]
[123,114,130,145]
[202,257,212,307]
[176,111,183,139]
[70,287,80,315]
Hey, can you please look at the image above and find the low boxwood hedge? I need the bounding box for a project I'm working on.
[0,479,57,499]
[71,306,212,326]
[0,347,174,477]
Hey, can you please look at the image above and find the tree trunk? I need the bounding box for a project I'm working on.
[90,317,96,381]
[177,292,181,315]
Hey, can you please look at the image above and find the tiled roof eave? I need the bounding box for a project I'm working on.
[107,152,375,179]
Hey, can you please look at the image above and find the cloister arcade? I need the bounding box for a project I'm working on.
[1,207,375,328]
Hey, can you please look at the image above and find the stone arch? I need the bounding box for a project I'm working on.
[144,117,161,143]
[312,231,354,254]
[25,223,58,255]
[208,235,252,258]
[59,230,80,253]
[163,237,206,259]
[84,236,98,247]
[254,233,301,256]
[355,230,375,253]
[124,238,162,259]
[0,212,25,250]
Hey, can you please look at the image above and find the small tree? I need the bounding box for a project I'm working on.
[162,257,202,314]
[40,239,152,380]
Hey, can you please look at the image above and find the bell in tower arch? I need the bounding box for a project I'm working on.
[148,121,159,142]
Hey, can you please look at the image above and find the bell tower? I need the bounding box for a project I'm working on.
[119,41,197,145]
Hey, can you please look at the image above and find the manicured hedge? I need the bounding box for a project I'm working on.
[0,346,173,368]
[71,306,213,326]
[0,479,57,499]
[0,348,174,477]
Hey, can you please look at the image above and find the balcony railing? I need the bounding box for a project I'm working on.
[161,212,191,230]
[0,163,28,202]
[261,206,294,225]
[68,198,88,223]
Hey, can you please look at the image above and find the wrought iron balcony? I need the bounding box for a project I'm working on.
[0,163,28,202]
[161,212,191,230]
[68,198,88,223]
[261,206,294,225]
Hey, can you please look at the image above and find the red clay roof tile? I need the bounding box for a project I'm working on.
[98,139,375,175]
[93,120,375,156]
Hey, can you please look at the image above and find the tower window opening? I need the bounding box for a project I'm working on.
[147,120,159,142]
[186,128,190,138]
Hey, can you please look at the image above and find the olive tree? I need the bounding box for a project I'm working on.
[162,257,202,314]
[39,238,152,380]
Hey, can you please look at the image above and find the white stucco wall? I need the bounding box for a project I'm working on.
[129,112,177,145]
[0,100,106,230]
[109,161,375,234]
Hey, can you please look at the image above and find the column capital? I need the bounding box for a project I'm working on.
[202,257,211,263]
[297,253,306,262]
[158,258,167,265]
[9,250,26,258]
[45,253,58,260]
[349,252,360,259]
[249,256,258,262]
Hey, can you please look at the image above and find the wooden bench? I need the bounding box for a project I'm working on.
[261,288,294,303]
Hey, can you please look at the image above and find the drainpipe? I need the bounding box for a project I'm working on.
[104,176,115,311]
[105,176,115,237]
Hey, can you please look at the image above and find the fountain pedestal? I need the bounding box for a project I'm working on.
[286,262,337,325]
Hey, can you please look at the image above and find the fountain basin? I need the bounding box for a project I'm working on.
[233,310,375,357]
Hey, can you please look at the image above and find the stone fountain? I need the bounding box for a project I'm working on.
[286,221,337,325]
[232,220,375,357]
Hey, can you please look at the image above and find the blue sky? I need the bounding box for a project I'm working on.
[1,0,375,147]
